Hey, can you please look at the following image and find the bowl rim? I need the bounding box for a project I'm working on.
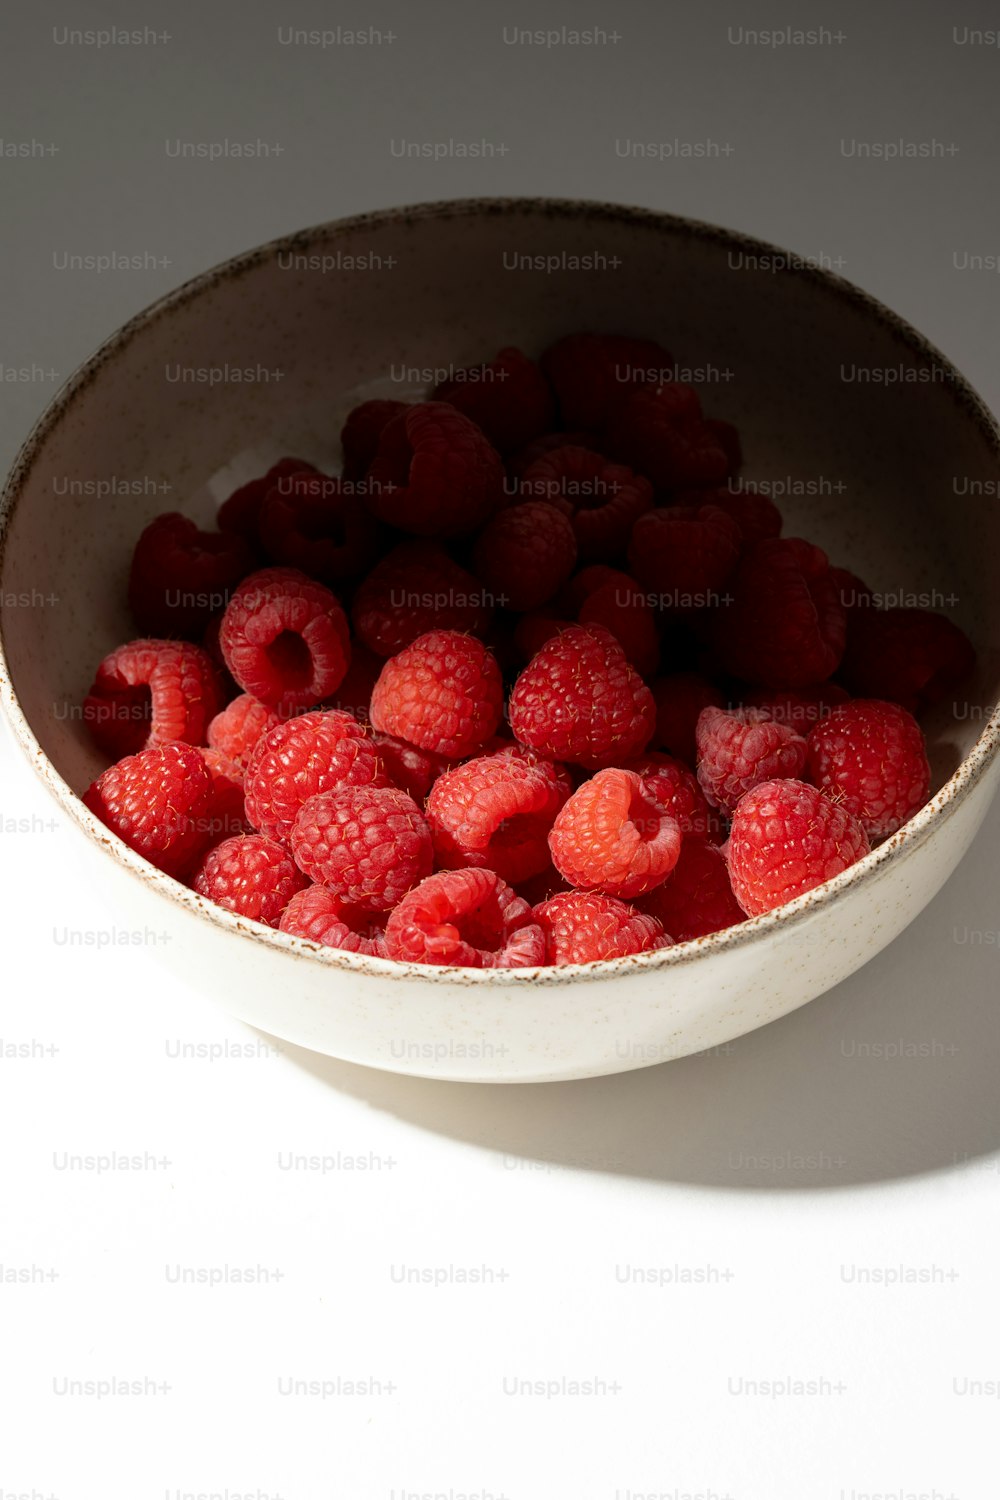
[2,193,999,987]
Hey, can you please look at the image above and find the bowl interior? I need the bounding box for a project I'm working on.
[3,199,999,813]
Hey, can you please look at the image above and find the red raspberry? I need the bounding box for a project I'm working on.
[706,418,742,475]
[279,885,388,956]
[578,576,660,677]
[607,385,729,490]
[426,753,569,885]
[839,608,975,712]
[258,470,379,584]
[509,624,655,769]
[638,838,745,942]
[651,673,725,766]
[340,400,408,481]
[290,784,433,910]
[627,504,741,607]
[83,741,214,878]
[219,567,350,715]
[244,710,386,843]
[218,458,317,539]
[83,638,224,759]
[431,346,555,453]
[621,752,722,842]
[696,705,808,814]
[716,538,846,688]
[548,768,682,898]
[199,748,253,843]
[532,890,668,964]
[351,541,492,657]
[384,868,545,968]
[365,402,504,536]
[207,694,282,773]
[742,682,850,733]
[676,484,782,550]
[540,333,673,429]
[327,643,383,722]
[483,741,575,797]
[561,563,631,615]
[370,630,503,758]
[472,502,577,612]
[127,512,255,638]
[727,778,871,916]
[371,732,455,802]
[519,447,652,561]
[511,611,573,662]
[508,429,601,479]
[806,699,930,838]
[191,834,308,926]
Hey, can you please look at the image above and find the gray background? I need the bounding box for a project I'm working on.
[2,2,1000,1493]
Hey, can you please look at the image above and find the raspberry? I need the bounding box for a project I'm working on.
[519,447,652,561]
[561,563,632,615]
[219,566,350,715]
[199,748,253,843]
[651,673,725,766]
[384,868,545,968]
[370,631,503,758]
[426,753,569,885]
[638,838,745,942]
[244,709,386,843]
[806,699,931,838]
[83,638,224,759]
[508,429,601,479]
[290,784,433,910]
[676,484,782,550]
[608,385,729,491]
[218,458,317,539]
[716,538,846,688]
[695,706,809,815]
[83,741,214,878]
[258,470,379,584]
[279,884,388,956]
[621,752,722,842]
[340,400,407,481]
[627,504,741,606]
[127,512,255,638]
[727,778,870,916]
[431,346,555,453]
[839,608,975,712]
[483,741,575,797]
[365,402,504,536]
[511,611,573,662]
[540,333,673,429]
[207,694,282,773]
[578,577,660,677]
[472,502,577,612]
[509,624,655,769]
[351,541,492,657]
[371,732,455,802]
[548,768,682,898]
[532,890,668,965]
[191,834,308,926]
[706,418,742,475]
[742,683,851,733]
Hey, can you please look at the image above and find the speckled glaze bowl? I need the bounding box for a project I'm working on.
[2,198,999,1082]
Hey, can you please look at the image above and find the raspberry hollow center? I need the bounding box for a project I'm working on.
[265,630,313,690]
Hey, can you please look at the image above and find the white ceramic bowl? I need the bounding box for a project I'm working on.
[2,198,999,1082]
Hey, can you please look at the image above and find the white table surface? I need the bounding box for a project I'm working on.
[2,3,999,1494]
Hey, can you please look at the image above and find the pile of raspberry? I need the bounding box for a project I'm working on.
[80,332,975,968]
